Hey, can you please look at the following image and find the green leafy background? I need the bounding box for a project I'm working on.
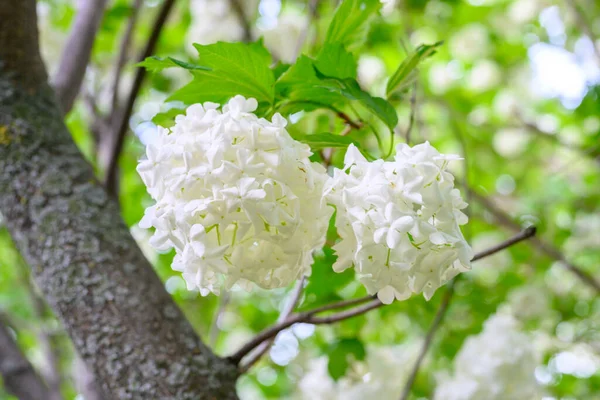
[1,0,600,399]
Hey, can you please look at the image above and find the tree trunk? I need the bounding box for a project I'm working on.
[0,1,239,398]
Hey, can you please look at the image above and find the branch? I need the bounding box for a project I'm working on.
[467,187,600,292]
[398,225,538,399]
[25,279,63,400]
[229,300,383,364]
[0,317,51,400]
[304,294,376,315]
[230,227,538,367]
[0,0,47,89]
[228,0,253,42]
[399,281,455,400]
[53,0,109,114]
[229,299,384,365]
[337,110,363,130]
[104,0,177,198]
[110,0,144,114]
[239,277,306,372]
[472,225,537,261]
[518,115,600,160]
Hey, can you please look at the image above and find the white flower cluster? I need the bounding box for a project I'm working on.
[324,143,472,304]
[137,96,331,295]
[435,313,540,400]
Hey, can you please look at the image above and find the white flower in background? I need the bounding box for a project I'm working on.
[260,13,306,63]
[550,343,600,379]
[380,0,397,14]
[565,212,600,256]
[449,24,490,61]
[507,285,550,320]
[357,55,387,92]
[137,96,332,295]
[297,357,352,400]
[324,143,472,304]
[187,0,258,52]
[492,127,530,157]
[467,60,501,93]
[435,313,540,400]
[429,62,461,94]
[508,0,542,24]
[298,344,420,400]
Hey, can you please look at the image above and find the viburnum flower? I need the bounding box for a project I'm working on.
[324,143,472,304]
[137,96,332,295]
[434,313,540,400]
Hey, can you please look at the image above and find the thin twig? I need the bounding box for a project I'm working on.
[228,0,252,42]
[565,0,600,65]
[472,226,537,261]
[53,0,109,114]
[405,82,417,145]
[398,227,537,399]
[309,299,383,324]
[305,295,376,315]
[104,0,177,198]
[518,115,600,161]
[399,281,455,400]
[398,224,539,399]
[229,298,384,365]
[467,187,600,292]
[337,111,363,130]
[25,280,63,400]
[209,290,230,348]
[293,0,320,59]
[239,277,306,372]
[230,228,538,366]
[110,0,144,114]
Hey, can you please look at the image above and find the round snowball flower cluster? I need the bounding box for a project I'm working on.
[137,96,332,295]
[324,143,472,304]
[434,313,540,400]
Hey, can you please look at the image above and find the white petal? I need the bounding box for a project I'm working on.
[377,285,395,304]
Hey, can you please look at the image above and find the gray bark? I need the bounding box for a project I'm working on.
[0,318,52,400]
[0,1,239,398]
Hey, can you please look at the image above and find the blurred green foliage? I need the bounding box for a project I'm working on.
[1,0,600,399]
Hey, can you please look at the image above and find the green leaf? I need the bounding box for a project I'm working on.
[315,43,357,80]
[314,66,398,130]
[386,42,443,97]
[169,41,275,109]
[324,0,381,50]
[152,107,186,128]
[274,56,347,114]
[272,62,291,80]
[327,338,367,380]
[137,56,211,73]
[289,132,358,150]
[302,247,355,309]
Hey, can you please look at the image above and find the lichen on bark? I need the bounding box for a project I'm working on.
[0,0,240,398]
